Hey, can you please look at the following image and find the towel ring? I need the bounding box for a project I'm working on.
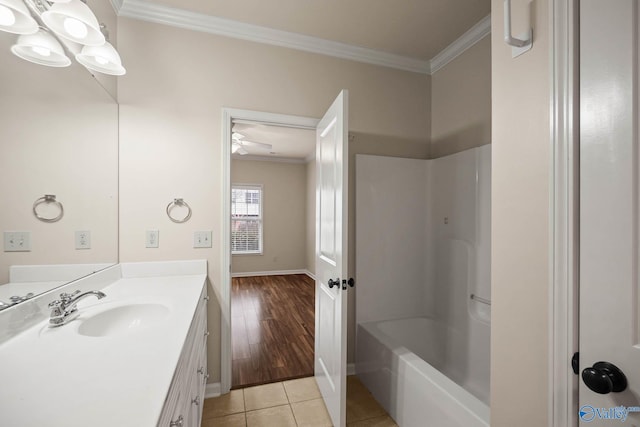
[166,198,192,223]
[33,195,64,223]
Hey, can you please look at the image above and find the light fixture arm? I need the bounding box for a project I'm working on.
[99,22,108,41]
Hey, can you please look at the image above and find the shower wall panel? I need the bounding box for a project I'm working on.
[355,155,432,324]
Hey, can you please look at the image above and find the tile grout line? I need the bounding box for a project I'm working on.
[282,382,302,427]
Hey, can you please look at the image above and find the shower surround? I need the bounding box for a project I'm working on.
[355,145,491,427]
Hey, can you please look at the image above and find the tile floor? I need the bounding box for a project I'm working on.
[202,375,398,427]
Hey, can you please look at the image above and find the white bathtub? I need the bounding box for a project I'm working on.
[356,317,490,427]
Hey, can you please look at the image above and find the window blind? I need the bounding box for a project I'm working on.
[231,185,263,254]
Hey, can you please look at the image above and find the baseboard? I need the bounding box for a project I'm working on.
[304,270,315,280]
[231,269,309,278]
[347,363,356,376]
[205,382,222,398]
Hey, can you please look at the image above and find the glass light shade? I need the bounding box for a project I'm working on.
[11,29,71,67]
[41,0,104,46]
[0,0,37,34]
[75,41,126,75]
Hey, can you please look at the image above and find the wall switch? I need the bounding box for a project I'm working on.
[194,231,212,248]
[146,230,159,248]
[4,231,31,252]
[75,230,91,250]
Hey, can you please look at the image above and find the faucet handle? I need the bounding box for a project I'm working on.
[48,299,63,308]
[60,290,81,302]
[48,299,64,319]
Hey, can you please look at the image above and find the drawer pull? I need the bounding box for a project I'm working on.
[169,415,183,427]
[198,367,205,375]
[192,396,200,406]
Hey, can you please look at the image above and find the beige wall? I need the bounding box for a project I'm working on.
[231,160,307,273]
[117,17,431,383]
[431,36,492,158]
[0,36,118,286]
[491,0,551,425]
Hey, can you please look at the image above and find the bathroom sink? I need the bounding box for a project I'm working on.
[77,303,170,337]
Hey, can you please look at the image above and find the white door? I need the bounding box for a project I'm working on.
[580,0,640,424]
[315,90,349,427]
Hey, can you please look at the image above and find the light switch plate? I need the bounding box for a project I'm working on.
[194,231,212,248]
[146,230,159,248]
[4,231,31,252]
[75,230,91,250]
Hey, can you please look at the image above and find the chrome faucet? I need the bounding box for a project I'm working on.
[48,290,106,327]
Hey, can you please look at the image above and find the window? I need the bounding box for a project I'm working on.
[231,185,263,254]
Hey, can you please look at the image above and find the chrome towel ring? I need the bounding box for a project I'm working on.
[33,194,64,223]
[166,198,192,223]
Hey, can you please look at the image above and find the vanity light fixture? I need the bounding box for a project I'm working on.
[76,40,125,75]
[0,0,37,34]
[11,27,70,67]
[0,0,125,74]
[41,0,104,46]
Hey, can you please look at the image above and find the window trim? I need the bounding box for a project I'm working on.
[231,183,263,255]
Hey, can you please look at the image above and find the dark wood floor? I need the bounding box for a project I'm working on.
[231,274,315,389]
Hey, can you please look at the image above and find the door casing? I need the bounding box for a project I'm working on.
[550,0,579,425]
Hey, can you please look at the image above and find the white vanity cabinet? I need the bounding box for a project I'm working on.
[158,284,209,427]
[0,260,210,427]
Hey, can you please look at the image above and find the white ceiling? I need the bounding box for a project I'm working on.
[131,0,491,62]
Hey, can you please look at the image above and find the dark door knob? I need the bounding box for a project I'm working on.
[328,278,340,289]
[582,361,627,394]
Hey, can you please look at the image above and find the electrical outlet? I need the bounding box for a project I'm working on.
[146,230,159,248]
[193,231,212,248]
[4,231,31,252]
[75,230,91,249]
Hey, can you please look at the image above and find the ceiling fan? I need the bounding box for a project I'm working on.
[231,132,273,155]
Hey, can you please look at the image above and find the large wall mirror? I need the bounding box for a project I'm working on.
[0,16,118,310]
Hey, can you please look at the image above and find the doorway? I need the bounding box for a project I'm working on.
[220,109,320,394]
[228,120,317,388]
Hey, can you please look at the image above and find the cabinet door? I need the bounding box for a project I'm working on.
[164,390,184,427]
[157,283,208,427]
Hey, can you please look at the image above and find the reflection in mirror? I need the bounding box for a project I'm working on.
[0,27,118,310]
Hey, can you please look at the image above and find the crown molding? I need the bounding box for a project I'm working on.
[117,0,430,74]
[115,0,490,75]
[430,14,491,74]
[110,0,123,14]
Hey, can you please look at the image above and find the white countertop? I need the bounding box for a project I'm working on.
[0,261,207,427]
